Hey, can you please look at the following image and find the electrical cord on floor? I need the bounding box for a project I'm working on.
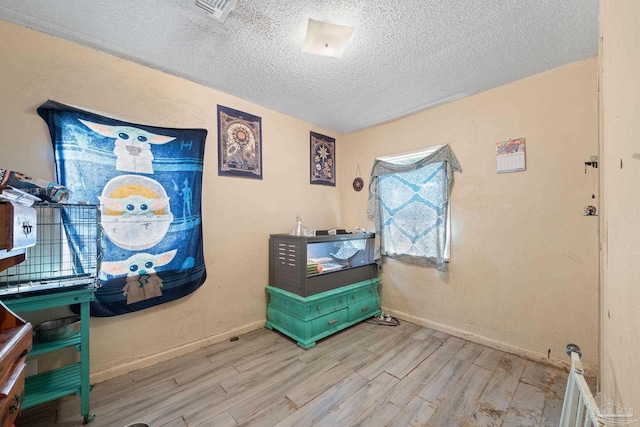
[366,275,399,326]
[367,312,400,326]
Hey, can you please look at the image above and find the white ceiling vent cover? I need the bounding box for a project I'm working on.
[196,0,238,22]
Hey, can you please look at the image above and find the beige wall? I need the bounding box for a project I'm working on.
[340,58,600,369]
[600,0,640,414]
[0,20,342,380]
[1,18,602,381]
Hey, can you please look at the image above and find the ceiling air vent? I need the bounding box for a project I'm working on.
[196,0,238,22]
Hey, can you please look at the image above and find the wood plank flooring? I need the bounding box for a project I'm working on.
[16,320,570,427]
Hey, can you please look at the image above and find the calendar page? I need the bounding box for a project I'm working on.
[496,138,526,173]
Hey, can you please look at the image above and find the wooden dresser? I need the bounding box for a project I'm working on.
[0,199,36,426]
[0,301,32,427]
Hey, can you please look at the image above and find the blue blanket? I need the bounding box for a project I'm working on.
[38,100,207,316]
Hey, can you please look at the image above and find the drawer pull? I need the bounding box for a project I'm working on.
[317,306,321,311]
[9,393,21,413]
[339,298,343,303]
[361,306,370,312]
[327,319,338,325]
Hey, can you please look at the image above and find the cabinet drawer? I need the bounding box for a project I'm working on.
[348,298,378,322]
[0,324,32,387]
[267,289,347,320]
[0,203,37,251]
[0,355,26,427]
[312,296,347,317]
[347,285,376,304]
[311,308,348,336]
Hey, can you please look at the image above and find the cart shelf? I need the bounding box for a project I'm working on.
[3,286,95,424]
[23,363,82,409]
[31,333,82,356]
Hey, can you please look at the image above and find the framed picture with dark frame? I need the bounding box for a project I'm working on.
[310,131,335,186]
[217,105,262,179]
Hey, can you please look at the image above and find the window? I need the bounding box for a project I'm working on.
[367,144,460,271]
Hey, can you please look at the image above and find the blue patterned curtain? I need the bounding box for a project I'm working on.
[367,144,461,271]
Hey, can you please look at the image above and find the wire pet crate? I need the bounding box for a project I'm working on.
[0,203,101,296]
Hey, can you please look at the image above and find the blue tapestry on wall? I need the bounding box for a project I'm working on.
[37,100,207,316]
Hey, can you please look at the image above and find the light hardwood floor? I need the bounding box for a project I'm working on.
[17,320,571,427]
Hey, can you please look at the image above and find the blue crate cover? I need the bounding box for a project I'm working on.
[38,100,207,316]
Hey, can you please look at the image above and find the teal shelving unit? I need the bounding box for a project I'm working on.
[3,287,95,424]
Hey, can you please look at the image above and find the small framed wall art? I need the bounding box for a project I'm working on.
[310,131,335,186]
[217,105,262,179]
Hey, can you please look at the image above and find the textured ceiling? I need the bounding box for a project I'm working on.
[0,0,599,133]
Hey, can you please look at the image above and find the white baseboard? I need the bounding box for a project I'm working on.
[382,306,598,378]
[90,320,265,384]
[91,311,597,384]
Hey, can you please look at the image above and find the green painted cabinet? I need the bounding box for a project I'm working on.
[266,279,381,349]
[3,287,95,424]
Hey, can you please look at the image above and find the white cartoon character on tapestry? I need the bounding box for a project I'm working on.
[172,178,193,219]
[99,194,170,218]
[99,175,174,251]
[78,119,175,174]
[101,249,177,305]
